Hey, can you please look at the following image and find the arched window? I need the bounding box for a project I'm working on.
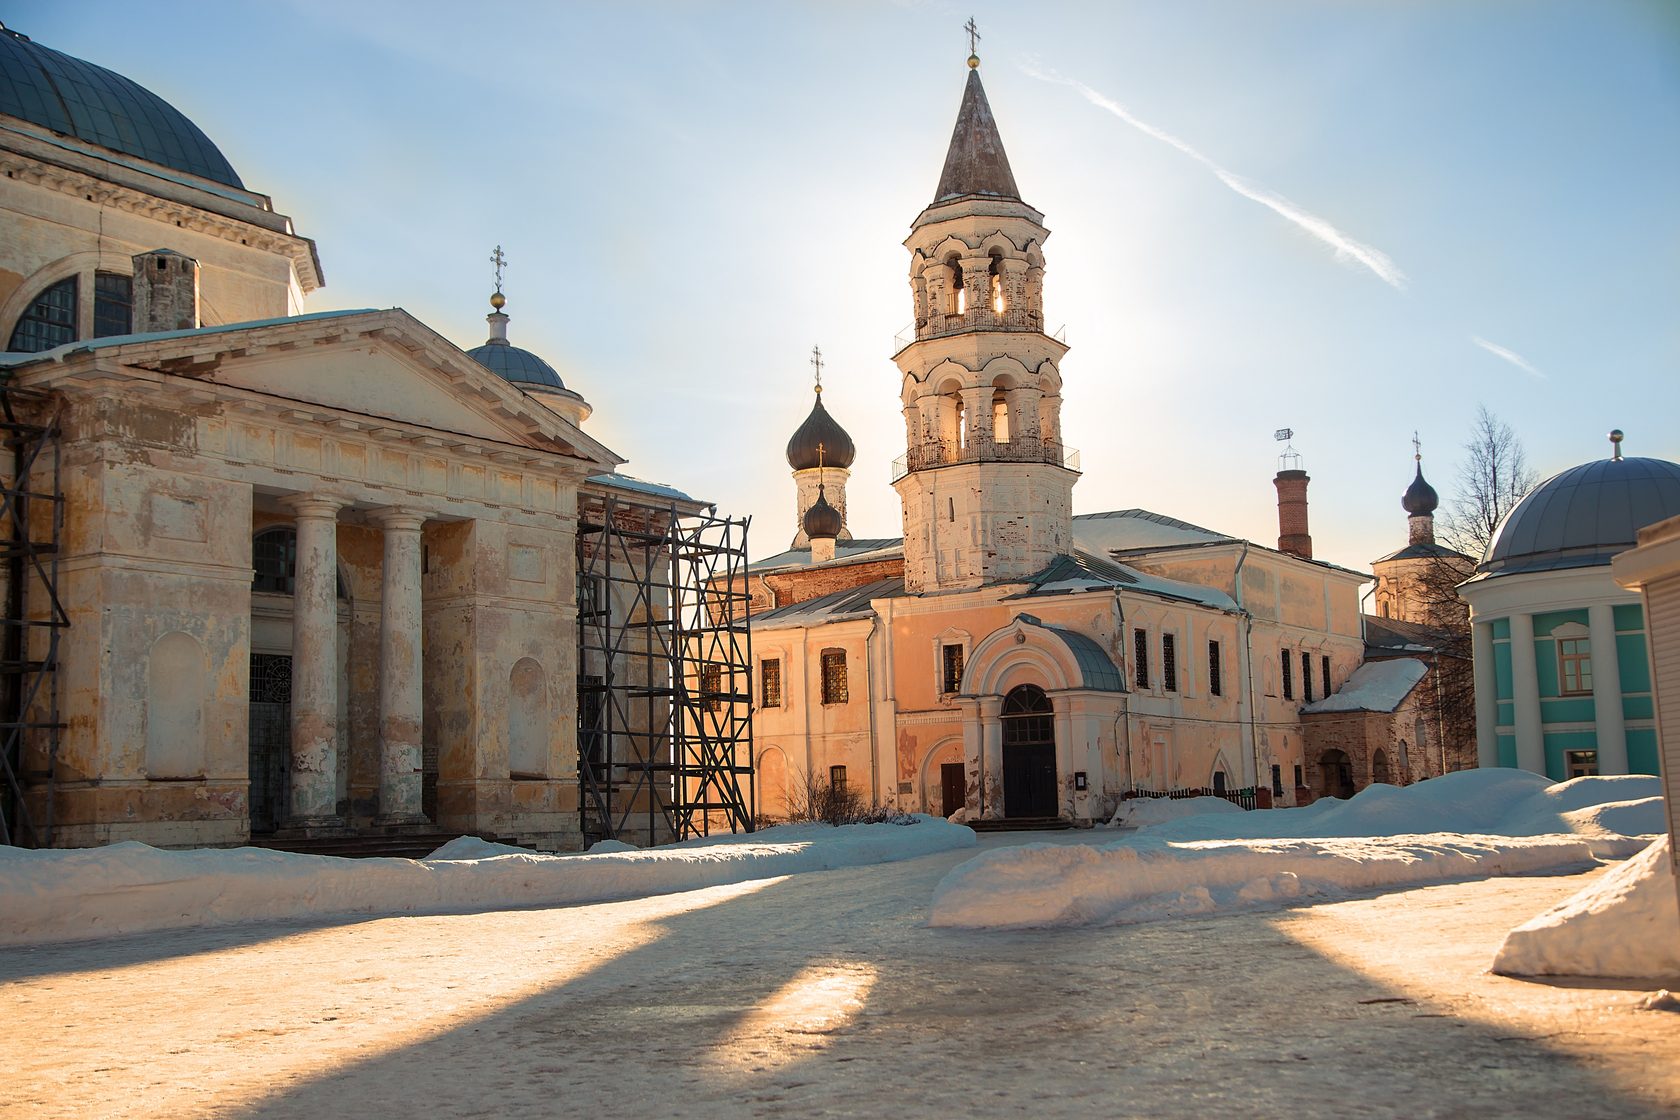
[252,526,347,598]
[1001,684,1052,744]
[7,277,78,353]
[989,253,1005,313]
[991,388,1010,443]
[947,256,965,314]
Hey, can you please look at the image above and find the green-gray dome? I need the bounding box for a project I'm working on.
[466,339,566,391]
[0,25,244,189]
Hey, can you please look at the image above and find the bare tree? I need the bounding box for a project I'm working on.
[1441,404,1539,560]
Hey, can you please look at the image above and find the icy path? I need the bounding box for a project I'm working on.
[4,832,1677,1120]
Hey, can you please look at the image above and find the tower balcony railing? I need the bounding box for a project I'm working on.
[890,436,1081,483]
[892,311,1068,352]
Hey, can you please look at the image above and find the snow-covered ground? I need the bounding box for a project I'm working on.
[931,771,1663,930]
[0,816,974,947]
[1105,793,1244,829]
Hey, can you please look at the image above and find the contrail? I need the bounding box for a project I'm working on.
[1023,64,1406,290]
[1472,336,1545,379]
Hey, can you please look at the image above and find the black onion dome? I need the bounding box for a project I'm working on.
[786,393,855,471]
[467,341,565,391]
[803,487,842,541]
[1402,464,1439,515]
[1482,455,1680,575]
[0,26,243,188]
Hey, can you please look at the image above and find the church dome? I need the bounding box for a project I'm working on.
[802,486,843,541]
[1402,464,1439,515]
[466,339,566,391]
[1481,454,1680,576]
[786,393,855,471]
[0,25,244,188]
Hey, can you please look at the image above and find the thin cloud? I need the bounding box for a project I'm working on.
[1022,63,1406,290]
[1472,336,1545,379]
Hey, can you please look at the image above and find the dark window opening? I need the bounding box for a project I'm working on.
[1209,640,1222,697]
[1302,652,1314,703]
[1212,770,1227,794]
[252,526,346,598]
[1133,628,1149,690]
[1293,764,1303,789]
[701,663,722,711]
[1281,649,1294,700]
[1162,633,1178,692]
[1321,655,1331,698]
[1271,764,1284,796]
[93,271,132,338]
[761,658,782,708]
[821,648,848,705]
[830,764,848,791]
[942,643,965,695]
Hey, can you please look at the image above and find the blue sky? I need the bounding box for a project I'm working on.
[13,0,1679,567]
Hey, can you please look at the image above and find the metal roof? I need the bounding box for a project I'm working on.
[933,67,1020,204]
[466,341,565,390]
[1480,455,1680,577]
[785,391,855,470]
[0,26,243,187]
[1016,614,1123,692]
[754,577,906,628]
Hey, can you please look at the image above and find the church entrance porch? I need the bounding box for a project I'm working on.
[1001,685,1058,818]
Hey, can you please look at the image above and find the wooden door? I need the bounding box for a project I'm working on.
[940,762,966,817]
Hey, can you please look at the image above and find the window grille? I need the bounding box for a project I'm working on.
[1208,640,1222,697]
[1162,633,1177,692]
[942,643,965,695]
[1321,655,1331,698]
[821,648,848,704]
[1302,651,1314,703]
[1271,764,1284,796]
[1133,628,1149,689]
[8,276,77,353]
[1281,648,1293,700]
[761,658,782,708]
[93,272,133,338]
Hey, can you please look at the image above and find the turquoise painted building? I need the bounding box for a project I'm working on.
[1460,441,1680,780]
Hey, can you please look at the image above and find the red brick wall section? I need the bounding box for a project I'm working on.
[761,558,905,609]
[1274,469,1312,559]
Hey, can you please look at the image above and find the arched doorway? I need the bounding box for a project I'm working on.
[1001,684,1058,818]
[1371,748,1391,786]
[1319,748,1355,800]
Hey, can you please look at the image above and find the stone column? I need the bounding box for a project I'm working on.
[1508,612,1546,775]
[979,694,1004,819]
[1587,603,1629,774]
[1471,621,1499,768]
[283,494,343,828]
[373,507,428,824]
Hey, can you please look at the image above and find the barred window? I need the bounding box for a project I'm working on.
[1321,654,1332,698]
[1271,764,1284,796]
[761,658,782,708]
[1208,640,1222,698]
[942,643,965,695]
[821,648,848,704]
[1280,648,1294,700]
[1293,764,1303,789]
[1162,633,1177,692]
[1133,628,1149,690]
[1301,652,1314,703]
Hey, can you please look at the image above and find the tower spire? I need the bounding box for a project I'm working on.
[932,45,1019,204]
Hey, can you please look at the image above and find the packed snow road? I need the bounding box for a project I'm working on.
[4,831,1676,1120]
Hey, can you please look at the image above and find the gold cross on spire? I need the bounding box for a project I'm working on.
[964,16,981,58]
[1412,430,1422,463]
[816,441,826,471]
[811,345,824,394]
[490,245,507,295]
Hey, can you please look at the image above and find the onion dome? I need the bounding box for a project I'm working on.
[1482,440,1680,576]
[0,25,243,188]
[786,390,855,471]
[802,485,842,542]
[1402,463,1439,515]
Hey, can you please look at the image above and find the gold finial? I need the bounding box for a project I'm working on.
[964,16,981,67]
[1610,429,1624,460]
[489,245,507,310]
[811,345,824,394]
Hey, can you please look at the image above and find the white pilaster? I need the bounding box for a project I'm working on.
[979,694,1004,819]
[373,507,428,823]
[283,494,343,827]
[1587,603,1628,774]
[1472,621,1499,768]
[1508,613,1546,775]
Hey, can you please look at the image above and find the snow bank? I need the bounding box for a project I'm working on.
[931,770,1661,931]
[1493,837,1680,979]
[0,817,975,947]
[1107,795,1244,829]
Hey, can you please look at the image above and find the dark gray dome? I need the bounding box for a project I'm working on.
[467,340,565,391]
[1402,464,1439,515]
[803,486,842,541]
[1481,455,1680,576]
[0,26,243,188]
[786,393,855,471]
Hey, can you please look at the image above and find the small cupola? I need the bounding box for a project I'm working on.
[786,371,856,472]
[464,246,591,426]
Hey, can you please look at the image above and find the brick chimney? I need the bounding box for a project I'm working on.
[131,249,200,333]
[1274,468,1312,559]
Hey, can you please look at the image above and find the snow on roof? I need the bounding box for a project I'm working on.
[753,577,906,629]
[1300,657,1429,714]
[0,307,378,367]
[750,538,903,572]
[587,473,698,504]
[1011,550,1239,612]
[1072,509,1231,552]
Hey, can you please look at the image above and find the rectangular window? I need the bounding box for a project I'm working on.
[1302,651,1314,703]
[1280,649,1294,700]
[1271,764,1284,797]
[1162,633,1178,692]
[1558,638,1593,695]
[1212,770,1227,794]
[1565,750,1598,778]
[701,663,722,711]
[93,271,133,338]
[1293,764,1303,789]
[578,574,606,619]
[830,764,849,791]
[821,648,848,705]
[1321,655,1331,698]
[1208,640,1222,697]
[761,658,782,708]
[1133,628,1150,690]
[942,643,965,695]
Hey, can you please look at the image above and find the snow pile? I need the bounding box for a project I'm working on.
[1107,795,1244,829]
[0,816,975,947]
[931,770,1661,931]
[1493,836,1680,979]
[1300,658,1427,713]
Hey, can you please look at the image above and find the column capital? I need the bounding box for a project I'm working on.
[368,506,429,533]
[281,493,345,521]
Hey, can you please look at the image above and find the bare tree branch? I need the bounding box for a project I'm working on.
[1440,404,1539,560]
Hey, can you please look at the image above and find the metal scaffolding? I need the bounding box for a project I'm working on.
[576,489,753,844]
[0,386,67,848]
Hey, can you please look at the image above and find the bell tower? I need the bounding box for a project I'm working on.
[891,42,1077,593]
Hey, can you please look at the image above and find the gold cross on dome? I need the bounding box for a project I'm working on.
[811,345,824,393]
[490,245,507,295]
[964,17,981,56]
[1412,430,1422,462]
